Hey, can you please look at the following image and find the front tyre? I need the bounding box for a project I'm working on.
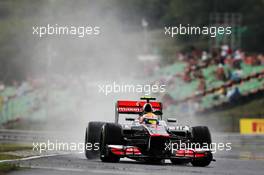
[191,126,212,167]
[100,123,123,162]
[191,151,213,167]
[85,122,105,159]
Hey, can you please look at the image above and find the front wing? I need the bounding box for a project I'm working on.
[106,145,212,160]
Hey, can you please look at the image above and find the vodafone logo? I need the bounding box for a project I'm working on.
[118,107,141,112]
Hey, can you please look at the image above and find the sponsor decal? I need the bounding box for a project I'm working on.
[118,107,141,112]
[240,119,264,134]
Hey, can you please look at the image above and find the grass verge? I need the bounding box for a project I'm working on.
[0,163,20,174]
[0,143,32,153]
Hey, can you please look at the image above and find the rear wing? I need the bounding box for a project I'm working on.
[115,100,162,123]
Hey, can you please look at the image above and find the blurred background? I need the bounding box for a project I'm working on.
[0,0,264,136]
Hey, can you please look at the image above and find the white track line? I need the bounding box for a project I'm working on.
[0,152,72,163]
[23,165,86,172]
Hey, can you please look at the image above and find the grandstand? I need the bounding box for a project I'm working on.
[0,83,79,128]
[156,53,264,113]
[1,50,263,128]
[0,86,42,126]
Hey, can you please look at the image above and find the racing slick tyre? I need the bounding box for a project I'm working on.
[100,123,123,162]
[85,122,105,159]
[191,126,212,167]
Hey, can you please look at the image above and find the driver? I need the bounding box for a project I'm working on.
[139,103,158,125]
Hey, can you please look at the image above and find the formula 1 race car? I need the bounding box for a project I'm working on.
[85,97,214,166]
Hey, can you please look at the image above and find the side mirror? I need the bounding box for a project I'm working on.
[167,118,177,123]
[125,117,135,121]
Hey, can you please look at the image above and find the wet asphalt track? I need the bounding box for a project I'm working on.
[8,153,263,175]
[8,134,264,175]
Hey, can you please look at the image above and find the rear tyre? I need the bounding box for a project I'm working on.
[85,122,105,159]
[100,123,123,162]
[191,126,212,167]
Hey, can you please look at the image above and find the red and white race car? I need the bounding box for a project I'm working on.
[85,97,214,166]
